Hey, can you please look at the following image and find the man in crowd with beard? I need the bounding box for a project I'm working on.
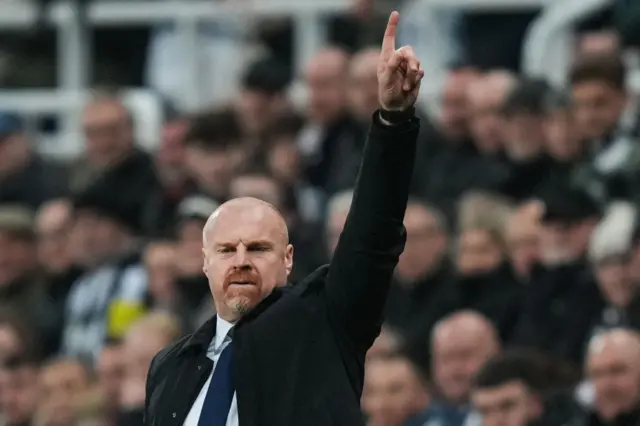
[583,329,640,425]
[513,186,604,364]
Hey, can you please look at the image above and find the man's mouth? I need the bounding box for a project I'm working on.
[230,281,254,286]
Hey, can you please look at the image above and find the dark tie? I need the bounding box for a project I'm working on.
[198,343,235,426]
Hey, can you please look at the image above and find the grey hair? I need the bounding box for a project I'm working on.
[588,202,637,263]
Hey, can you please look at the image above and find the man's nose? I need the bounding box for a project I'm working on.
[233,246,251,268]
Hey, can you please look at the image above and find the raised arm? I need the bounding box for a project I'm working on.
[325,11,423,353]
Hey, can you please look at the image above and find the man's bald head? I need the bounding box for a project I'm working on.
[587,329,640,421]
[431,311,501,404]
[306,47,350,74]
[203,197,289,247]
[305,47,350,124]
[36,199,71,235]
[588,329,640,359]
[202,197,294,322]
[432,311,500,350]
[348,47,380,122]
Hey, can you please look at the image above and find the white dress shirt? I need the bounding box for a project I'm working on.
[183,316,239,426]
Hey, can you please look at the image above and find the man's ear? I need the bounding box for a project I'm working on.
[202,248,207,274]
[285,244,294,276]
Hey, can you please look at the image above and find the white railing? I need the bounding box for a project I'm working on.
[521,0,612,87]
[0,0,614,158]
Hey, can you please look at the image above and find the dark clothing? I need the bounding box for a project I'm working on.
[499,154,557,201]
[0,274,60,358]
[0,156,67,209]
[42,266,84,357]
[384,262,455,334]
[512,261,604,364]
[73,149,157,234]
[452,263,525,342]
[411,123,507,226]
[582,409,640,426]
[144,112,419,426]
[140,177,197,239]
[302,115,365,196]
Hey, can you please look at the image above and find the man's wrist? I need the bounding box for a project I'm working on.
[378,107,415,126]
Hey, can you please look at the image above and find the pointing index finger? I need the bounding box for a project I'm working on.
[381,11,400,61]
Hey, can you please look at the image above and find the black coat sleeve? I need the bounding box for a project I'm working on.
[325,111,420,353]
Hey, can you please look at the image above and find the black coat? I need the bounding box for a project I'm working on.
[144,112,420,426]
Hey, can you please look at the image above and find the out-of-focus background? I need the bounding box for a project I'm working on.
[1,0,640,425]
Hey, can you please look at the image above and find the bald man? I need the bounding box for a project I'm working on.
[348,48,380,122]
[431,311,501,406]
[467,70,517,154]
[145,12,424,426]
[304,47,350,126]
[586,329,640,423]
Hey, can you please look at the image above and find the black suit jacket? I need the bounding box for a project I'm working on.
[144,112,420,426]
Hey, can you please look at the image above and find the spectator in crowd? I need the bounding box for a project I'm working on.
[588,202,640,334]
[470,350,581,426]
[234,57,291,142]
[361,353,430,426]
[144,241,177,312]
[70,91,156,209]
[408,311,501,426]
[0,113,67,209]
[499,77,556,201]
[385,200,454,341]
[169,195,219,331]
[514,186,604,364]
[263,112,323,224]
[467,70,517,155]
[436,66,479,144]
[35,199,84,356]
[0,206,60,358]
[569,52,640,204]
[367,327,401,362]
[503,201,543,282]
[0,312,41,426]
[36,358,92,426]
[95,342,124,425]
[584,329,640,425]
[183,108,245,203]
[347,47,380,125]
[61,178,149,360]
[453,192,523,341]
[117,312,181,426]
[542,90,584,173]
[471,352,545,426]
[141,115,194,238]
[299,47,363,195]
[412,67,507,223]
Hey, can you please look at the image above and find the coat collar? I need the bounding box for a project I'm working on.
[177,265,330,357]
[177,285,288,357]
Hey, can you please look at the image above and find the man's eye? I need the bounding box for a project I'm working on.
[218,247,234,253]
[250,246,269,251]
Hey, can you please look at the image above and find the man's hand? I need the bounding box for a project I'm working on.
[377,12,424,112]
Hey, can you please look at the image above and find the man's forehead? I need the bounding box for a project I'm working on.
[205,203,287,244]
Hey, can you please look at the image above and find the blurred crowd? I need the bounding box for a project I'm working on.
[3,1,640,426]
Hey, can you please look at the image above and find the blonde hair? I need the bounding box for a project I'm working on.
[458,191,514,234]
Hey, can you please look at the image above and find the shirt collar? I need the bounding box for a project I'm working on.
[212,315,234,351]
